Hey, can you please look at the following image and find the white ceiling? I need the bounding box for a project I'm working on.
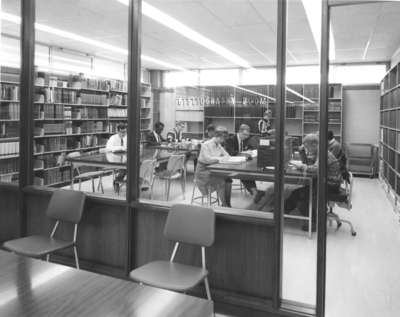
[1,0,400,70]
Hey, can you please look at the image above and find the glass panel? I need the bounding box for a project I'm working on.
[281,0,320,311]
[139,0,278,217]
[327,2,400,316]
[33,0,128,198]
[0,0,21,184]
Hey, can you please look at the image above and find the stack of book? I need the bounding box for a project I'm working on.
[0,141,20,156]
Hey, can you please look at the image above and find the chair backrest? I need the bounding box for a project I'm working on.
[46,190,86,224]
[166,154,185,173]
[140,159,157,185]
[164,204,215,247]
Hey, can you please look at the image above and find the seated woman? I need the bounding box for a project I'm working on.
[194,127,230,206]
[284,133,343,231]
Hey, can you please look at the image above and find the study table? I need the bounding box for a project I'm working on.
[207,159,315,237]
[0,250,214,317]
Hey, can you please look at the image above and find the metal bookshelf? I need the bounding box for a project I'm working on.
[0,78,153,186]
[379,61,400,211]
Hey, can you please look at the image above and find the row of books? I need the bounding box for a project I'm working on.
[1,84,19,101]
[35,121,106,136]
[381,89,400,110]
[80,93,108,105]
[286,105,302,118]
[381,129,397,150]
[34,137,67,153]
[0,141,20,156]
[0,159,18,175]
[110,79,127,92]
[0,123,19,138]
[0,102,20,120]
[108,108,128,117]
[81,78,109,91]
[36,169,70,186]
[72,108,107,119]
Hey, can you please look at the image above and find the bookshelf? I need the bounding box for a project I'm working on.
[0,81,20,183]
[379,61,400,208]
[0,72,153,186]
[202,84,343,147]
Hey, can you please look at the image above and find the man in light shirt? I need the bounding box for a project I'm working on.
[106,123,127,152]
[106,123,127,192]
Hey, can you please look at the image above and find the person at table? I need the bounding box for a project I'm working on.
[147,121,166,145]
[328,130,348,180]
[194,126,230,207]
[106,123,127,152]
[167,121,185,143]
[106,123,127,191]
[224,124,258,203]
[205,124,216,140]
[284,133,343,232]
[258,109,275,137]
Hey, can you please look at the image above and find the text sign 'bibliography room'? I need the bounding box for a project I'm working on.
[1,0,400,317]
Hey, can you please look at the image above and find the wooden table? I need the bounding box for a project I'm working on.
[0,250,213,317]
[208,159,315,238]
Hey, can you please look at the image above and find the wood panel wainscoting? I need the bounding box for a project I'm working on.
[0,183,19,242]
[0,184,300,316]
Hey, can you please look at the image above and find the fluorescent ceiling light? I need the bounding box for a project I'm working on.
[0,11,185,70]
[116,0,252,68]
[301,0,335,60]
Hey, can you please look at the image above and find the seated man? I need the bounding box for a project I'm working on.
[167,121,185,143]
[224,124,258,206]
[147,121,166,145]
[106,123,127,191]
[194,127,230,206]
[284,134,343,232]
[205,124,216,140]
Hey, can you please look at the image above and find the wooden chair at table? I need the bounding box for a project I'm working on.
[129,204,215,300]
[3,190,86,269]
[152,154,186,201]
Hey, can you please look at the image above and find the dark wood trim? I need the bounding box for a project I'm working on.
[328,0,391,7]
[317,1,329,316]
[343,84,380,91]
[127,0,142,203]
[273,0,287,310]
[19,0,36,237]
[0,182,19,192]
[126,0,142,275]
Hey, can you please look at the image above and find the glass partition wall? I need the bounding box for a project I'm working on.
[326,2,400,317]
[138,0,280,216]
[32,0,128,197]
[0,0,21,184]
[1,0,350,315]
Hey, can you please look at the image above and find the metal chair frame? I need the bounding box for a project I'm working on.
[169,241,211,300]
[46,221,80,269]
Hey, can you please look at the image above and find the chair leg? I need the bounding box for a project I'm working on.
[150,178,155,200]
[46,254,50,262]
[180,177,185,200]
[73,246,80,270]
[78,179,82,191]
[204,277,212,300]
[191,183,196,204]
[166,179,172,201]
[91,178,95,193]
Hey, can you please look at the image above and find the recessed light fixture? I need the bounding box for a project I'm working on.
[301,0,335,60]
[0,11,185,71]
[116,0,252,68]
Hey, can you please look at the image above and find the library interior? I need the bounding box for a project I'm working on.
[1,0,400,317]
